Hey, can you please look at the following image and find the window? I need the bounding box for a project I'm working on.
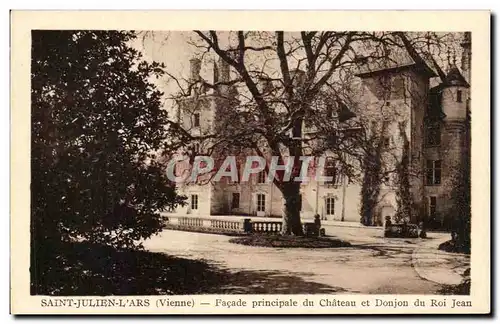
[426,160,442,185]
[425,123,441,146]
[429,196,437,217]
[231,193,240,209]
[192,142,200,152]
[193,113,200,127]
[324,158,337,184]
[325,197,335,215]
[257,194,266,212]
[191,194,198,210]
[385,101,391,106]
[457,90,463,103]
[298,194,303,212]
[383,136,391,149]
[257,171,266,184]
[291,120,302,138]
[326,106,335,118]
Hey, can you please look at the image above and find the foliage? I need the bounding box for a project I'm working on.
[31,30,186,293]
[448,112,471,253]
[394,121,413,223]
[358,120,390,226]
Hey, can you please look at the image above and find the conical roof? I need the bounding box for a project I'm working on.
[442,65,469,88]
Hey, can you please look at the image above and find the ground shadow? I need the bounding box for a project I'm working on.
[31,241,346,295]
[207,270,347,294]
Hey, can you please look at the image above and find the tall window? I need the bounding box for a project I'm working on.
[428,196,437,218]
[192,142,200,152]
[257,171,266,184]
[324,158,337,184]
[425,123,441,146]
[257,194,266,212]
[325,197,335,215]
[457,90,463,103]
[231,193,240,209]
[298,194,303,212]
[191,194,198,210]
[426,160,442,185]
[193,113,200,127]
[383,136,391,149]
[291,120,302,138]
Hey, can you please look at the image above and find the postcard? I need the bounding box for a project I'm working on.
[10,10,491,315]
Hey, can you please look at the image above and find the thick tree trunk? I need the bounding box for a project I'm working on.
[280,182,304,236]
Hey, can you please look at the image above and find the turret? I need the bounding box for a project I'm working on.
[440,63,470,122]
[438,54,470,229]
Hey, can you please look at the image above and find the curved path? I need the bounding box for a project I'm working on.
[143,225,467,294]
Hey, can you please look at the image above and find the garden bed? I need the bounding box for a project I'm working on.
[438,239,471,254]
[229,234,351,248]
[164,224,247,237]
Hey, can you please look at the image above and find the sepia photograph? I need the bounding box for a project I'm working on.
[10,10,490,315]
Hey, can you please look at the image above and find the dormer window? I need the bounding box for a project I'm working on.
[327,106,335,118]
[324,158,337,184]
[457,90,463,103]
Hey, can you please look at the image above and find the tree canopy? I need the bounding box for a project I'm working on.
[31,30,185,251]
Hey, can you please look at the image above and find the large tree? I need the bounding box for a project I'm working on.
[160,31,460,235]
[31,30,185,256]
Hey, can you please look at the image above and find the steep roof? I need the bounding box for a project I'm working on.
[354,45,437,79]
[441,65,470,88]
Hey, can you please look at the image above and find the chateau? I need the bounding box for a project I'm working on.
[169,33,471,230]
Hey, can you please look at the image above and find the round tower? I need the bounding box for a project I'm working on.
[440,64,470,122]
[440,63,470,228]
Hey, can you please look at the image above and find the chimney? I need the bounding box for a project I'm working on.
[189,58,202,81]
[218,57,230,83]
